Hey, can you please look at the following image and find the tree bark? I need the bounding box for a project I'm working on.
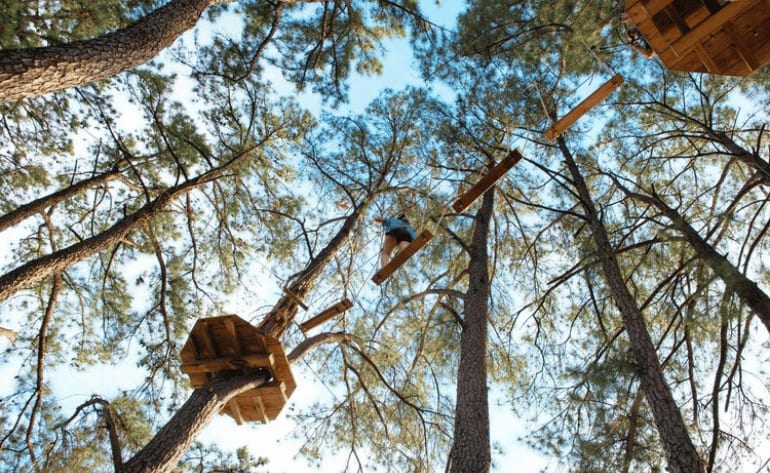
[558,137,704,473]
[0,0,231,102]
[0,168,120,234]
[0,154,243,304]
[258,202,368,339]
[619,185,770,336]
[447,187,494,473]
[119,327,352,473]
[121,373,268,473]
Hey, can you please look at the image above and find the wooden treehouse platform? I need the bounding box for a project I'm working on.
[179,315,296,424]
[627,0,770,76]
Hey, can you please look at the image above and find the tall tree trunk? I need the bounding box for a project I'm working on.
[0,0,231,102]
[121,373,268,473]
[0,168,120,233]
[620,185,770,335]
[447,187,494,473]
[119,333,349,473]
[0,149,251,303]
[557,137,704,473]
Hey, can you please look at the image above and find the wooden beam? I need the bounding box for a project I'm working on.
[260,381,290,403]
[372,229,434,285]
[227,399,244,425]
[693,44,719,73]
[282,287,309,311]
[195,320,218,358]
[452,150,523,213]
[223,318,241,356]
[723,21,760,73]
[668,0,757,58]
[180,353,275,374]
[299,299,353,332]
[544,74,624,141]
[252,395,268,423]
[626,0,671,24]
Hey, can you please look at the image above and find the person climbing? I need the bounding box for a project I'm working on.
[375,214,416,269]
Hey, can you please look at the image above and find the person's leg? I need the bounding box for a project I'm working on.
[396,240,410,254]
[381,235,397,268]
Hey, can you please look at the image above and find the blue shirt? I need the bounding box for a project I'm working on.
[382,217,416,239]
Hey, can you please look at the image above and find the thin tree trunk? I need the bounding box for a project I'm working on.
[0,0,230,102]
[121,373,268,473]
[620,185,770,335]
[447,188,494,473]
[258,200,369,339]
[558,137,704,473]
[0,149,250,303]
[0,168,120,233]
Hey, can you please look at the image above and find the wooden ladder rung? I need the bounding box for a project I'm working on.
[282,287,309,311]
[544,74,624,141]
[372,229,434,285]
[452,150,523,213]
[299,299,353,332]
[227,399,245,425]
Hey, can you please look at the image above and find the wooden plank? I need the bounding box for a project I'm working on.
[299,299,353,332]
[684,4,711,28]
[693,44,719,73]
[228,399,244,425]
[282,287,309,311]
[627,0,671,24]
[180,353,274,374]
[195,320,218,358]
[223,318,242,356]
[262,339,291,379]
[452,150,523,213]
[179,329,201,363]
[372,229,434,285]
[723,21,760,72]
[252,395,268,423]
[259,381,288,399]
[544,75,624,141]
[668,0,757,58]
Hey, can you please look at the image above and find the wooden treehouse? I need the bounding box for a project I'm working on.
[179,315,296,424]
[626,0,770,76]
